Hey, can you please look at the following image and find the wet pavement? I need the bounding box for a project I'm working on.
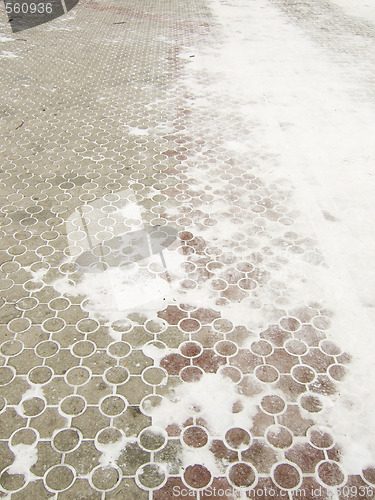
[1,0,375,498]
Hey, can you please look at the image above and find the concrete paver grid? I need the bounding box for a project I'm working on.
[1,0,375,499]
[0,1,211,497]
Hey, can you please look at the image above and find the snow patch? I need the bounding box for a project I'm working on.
[150,372,262,435]
[330,0,375,24]
[98,434,136,467]
[0,51,18,59]
[128,127,149,136]
[142,342,170,366]
[8,445,38,479]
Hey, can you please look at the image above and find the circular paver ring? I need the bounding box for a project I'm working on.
[139,426,168,452]
[135,463,167,490]
[0,467,27,493]
[99,395,128,417]
[10,428,39,448]
[224,427,252,451]
[182,426,209,449]
[44,465,76,493]
[89,465,122,492]
[227,462,257,489]
[183,464,212,490]
[52,428,82,453]
[140,395,165,416]
[271,462,303,491]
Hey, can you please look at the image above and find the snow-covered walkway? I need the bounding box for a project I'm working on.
[1,0,375,497]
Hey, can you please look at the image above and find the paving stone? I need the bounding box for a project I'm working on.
[0,0,373,496]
